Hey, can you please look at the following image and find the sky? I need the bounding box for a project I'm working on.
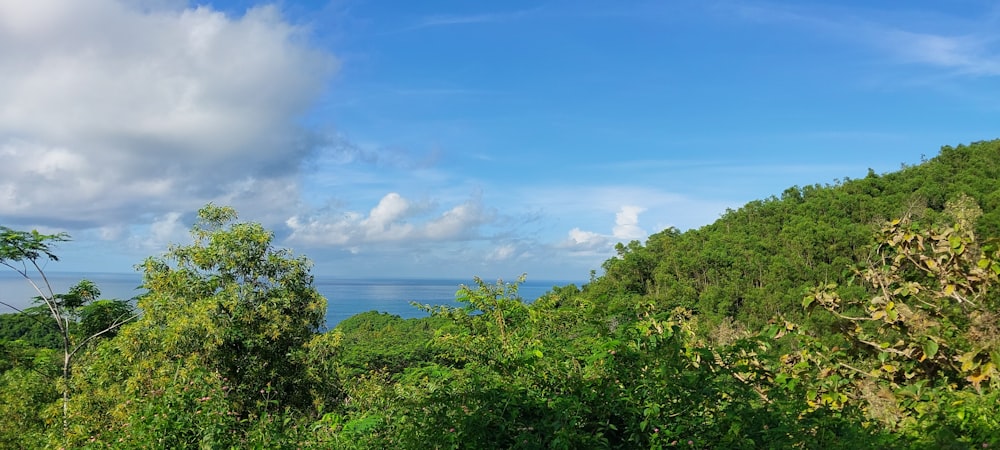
[1,0,999,282]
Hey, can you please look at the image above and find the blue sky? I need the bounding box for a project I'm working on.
[1,0,998,281]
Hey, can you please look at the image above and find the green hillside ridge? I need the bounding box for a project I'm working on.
[1,140,998,448]
[591,140,1000,331]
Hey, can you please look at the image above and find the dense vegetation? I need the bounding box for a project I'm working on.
[2,140,999,448]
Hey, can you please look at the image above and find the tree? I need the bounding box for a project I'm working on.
[796,197,1000,444]
[0,306,62,350]
[423,274,536,374]
[0,227,135,439]
[118,204,327,419]
[78,299,135,339]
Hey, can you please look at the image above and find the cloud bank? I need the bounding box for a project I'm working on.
[285,192,495,249]
[0,0,335,228]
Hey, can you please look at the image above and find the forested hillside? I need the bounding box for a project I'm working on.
[593,141,1000,330]
[1,140,999,448]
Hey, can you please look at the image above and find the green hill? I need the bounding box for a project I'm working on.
[589,140,1000,329]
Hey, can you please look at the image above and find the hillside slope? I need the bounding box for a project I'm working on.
[588,140,1000,328]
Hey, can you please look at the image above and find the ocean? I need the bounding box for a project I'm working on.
[0,272,580,329]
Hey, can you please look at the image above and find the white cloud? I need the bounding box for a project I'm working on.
[362,193,415,240]
[488,243,518,261]
[613,205,647,240]
[424,200,491,240]
[285,192,494,248]
[0,0,335,227]
[560,205,647,254]
[285,214,357,247]
[138,211,187,250]
[565,227,607,250]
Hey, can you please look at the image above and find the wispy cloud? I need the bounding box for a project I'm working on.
[392,7,543,33]
[411,8,539,29]
[390,87,496,97]
[877,30,1000,76]
[416,12,517,27]
[715,1,1000,78]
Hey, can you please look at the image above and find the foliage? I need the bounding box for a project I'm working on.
[0,226,136,442]
[0,366,57,449]
[52,204,331,446]
[0,306,62,350]
[589,140,1000,332]
[78,299,134,340]
[319,278,889,449]
[794,202,999,446]
[333,311,447,377]
[122,204,326,411]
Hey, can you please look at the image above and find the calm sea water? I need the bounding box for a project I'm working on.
[0,272,580,329]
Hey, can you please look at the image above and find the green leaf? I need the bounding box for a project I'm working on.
[922,340,939,360]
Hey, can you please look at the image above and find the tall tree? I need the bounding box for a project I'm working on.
[119,204,327,417]
[0,227,135,440]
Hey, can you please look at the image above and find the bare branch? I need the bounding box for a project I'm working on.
[0,300,54,330]
[68,313,138,360]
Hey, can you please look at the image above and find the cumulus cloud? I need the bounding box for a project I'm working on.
[285,192,494,249]
[565,227,607,250]
[613,205,647,240]
[424,200,490,240]
[561,205,646,253]
[0,0,335,227]
[362,193,415,240]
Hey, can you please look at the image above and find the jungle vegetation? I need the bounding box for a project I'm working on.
[1,140,999,448]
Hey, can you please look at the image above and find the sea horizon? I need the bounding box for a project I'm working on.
[0,271,585,328]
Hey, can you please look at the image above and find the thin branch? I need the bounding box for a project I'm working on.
[857,339,913,358]
[711,350,771,403]
[31,258,66,332]
[68,313,138,360]
[838,362,877,379]
[1,260,66,335]
[0,299,55,330]
[823,307,878,323]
